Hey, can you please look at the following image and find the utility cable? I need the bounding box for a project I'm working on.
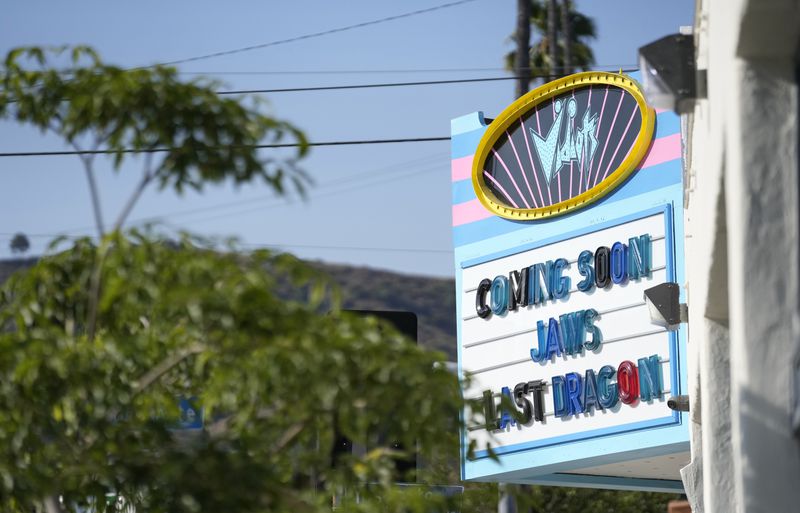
[0,233,452,255]
[0,137,450,158]
[177,65,638,76]
[1,152,447,236]
[236,242,452,254]
[117,152,445,226]
[166,160,444,226]
[4,69,636,105]
[219,75,510,94]
[152,0,480,67]
[214,69,635,95]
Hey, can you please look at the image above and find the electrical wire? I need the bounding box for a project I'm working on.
[215,68,635,94]
[177,65,638,76]
[237,242,452,254]
[0,151,448,237]
[118,152,445,226]
[0,137,450,158]
[150,0,480,68]
[0,233,453,255]
[216,76,515,94]
[165,160,445,226]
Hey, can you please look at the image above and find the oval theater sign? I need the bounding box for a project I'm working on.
[472,72,655,220]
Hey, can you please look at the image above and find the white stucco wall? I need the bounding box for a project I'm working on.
[686,0,800,511]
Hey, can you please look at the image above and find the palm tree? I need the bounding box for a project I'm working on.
[506,0,596,93]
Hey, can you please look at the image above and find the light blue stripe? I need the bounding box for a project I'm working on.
[655,111,680,137]
[452,128,486,159]
[461,204,671,269]
[453,159,681,247]
[464,431,688,481]
[472,415,678,459]
[452,179,476,204]
[454,184,682,265]
[451,112,488,136]
[525,473,685,493]
[456,269,468,480]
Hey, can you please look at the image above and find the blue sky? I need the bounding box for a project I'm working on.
[0,0,693,277]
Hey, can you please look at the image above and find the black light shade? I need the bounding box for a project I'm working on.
[638,33,698,112]
[643,282,684,331]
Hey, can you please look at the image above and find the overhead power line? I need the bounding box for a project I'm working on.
[177,64,638,76]
[1,152,447,236]
[6,68,637,104]
[0,233,452,255]
[217,76,515,94]
[238,242,452,254]
[216,69,636,94]
[172,161,444,227]
[153,0,480,67]
[0,137,450,158]
[104,153,445,229]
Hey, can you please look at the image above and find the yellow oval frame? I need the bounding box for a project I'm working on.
[472,71,656,221]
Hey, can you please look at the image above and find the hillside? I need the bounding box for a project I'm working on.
[312,262,456,358]
[0,256,458,360]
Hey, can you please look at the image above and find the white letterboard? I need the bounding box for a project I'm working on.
[461,212,675,455]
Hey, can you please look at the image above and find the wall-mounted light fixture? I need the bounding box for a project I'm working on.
[643,282,689,413]
[638,32,706,113]
[643,282,688,332]
[667,395,690,412]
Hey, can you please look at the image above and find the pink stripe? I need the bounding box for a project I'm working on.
[506,131,538,207]
[595,86,610,137]
[532,104,552,205]
[483,170,520,208]
[521,118,546,206]
[569,161,574,196]
[569,89,575,196]
[599,105,639,183]
[452,199,492,226]
[578,86,592,194]
[557,167,562,203]
[588,86,610,189]
[556,93,563,200]
[640,133,681,168]
[491,149,529,208]
[592,90,625,187]
[451,156,473,182]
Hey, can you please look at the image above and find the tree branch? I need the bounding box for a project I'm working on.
[69,138,106,239]
[272,421,306,452]
[85,239,109,343]
[206,405,277,438]
[46,120,106,238]
[114,151,155,231]
[133,343,205,395]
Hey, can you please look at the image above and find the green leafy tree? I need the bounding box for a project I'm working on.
[506,0,596,87]
[0,47,472,513]
[9,233,30,254]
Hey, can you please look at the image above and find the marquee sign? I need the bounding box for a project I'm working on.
[451,72,688,492]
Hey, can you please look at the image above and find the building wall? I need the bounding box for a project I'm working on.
[686,1,800,511]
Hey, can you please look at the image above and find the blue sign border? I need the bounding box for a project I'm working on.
[465,204,681,461]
